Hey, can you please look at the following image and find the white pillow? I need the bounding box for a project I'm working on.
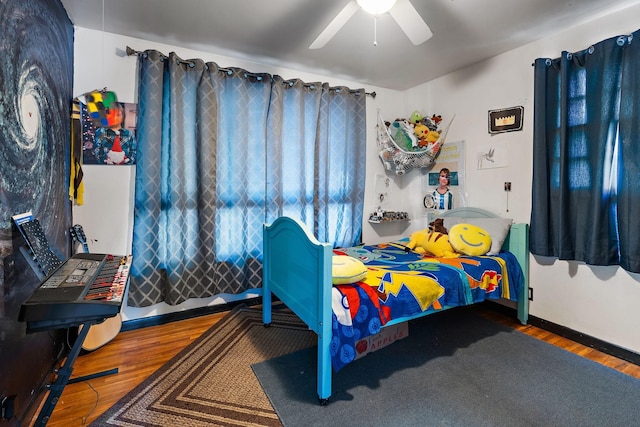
[442,217,512,255]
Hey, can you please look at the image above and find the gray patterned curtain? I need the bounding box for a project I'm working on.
[129,51,366,307]
[265,77,367,245]
[315,83,367,245]
[129,51,219,306]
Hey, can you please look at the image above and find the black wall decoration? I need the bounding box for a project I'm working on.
[0,0,73,423]
[488,106,524,134]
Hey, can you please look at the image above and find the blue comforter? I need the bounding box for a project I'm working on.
[329,241,524,371]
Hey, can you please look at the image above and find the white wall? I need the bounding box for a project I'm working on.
[73,1,640,357]
[72,28,403,320]
[399,3,640,356]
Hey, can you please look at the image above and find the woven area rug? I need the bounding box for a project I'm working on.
[91,305,316,426]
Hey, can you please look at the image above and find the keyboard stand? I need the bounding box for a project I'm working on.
[13,217,124,425]
[33,320,107,425]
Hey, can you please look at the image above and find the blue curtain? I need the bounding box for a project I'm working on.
[530,30,640,273]
[265,78,366,245]
[617,30,640,272]
[129,51,366,307]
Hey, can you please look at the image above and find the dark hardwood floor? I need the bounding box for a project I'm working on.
[37,305,640,426]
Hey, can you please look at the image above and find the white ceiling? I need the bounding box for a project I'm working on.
[60,0,640,91]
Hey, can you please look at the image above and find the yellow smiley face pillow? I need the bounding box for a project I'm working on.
[448,223,492,256]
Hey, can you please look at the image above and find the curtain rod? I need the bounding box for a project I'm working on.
[125,46,376,98]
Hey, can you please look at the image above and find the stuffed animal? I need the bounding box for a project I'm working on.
[429,218,448,234]
[421,131,442,153]
[413,124,428,138]
[410,110,423,125]
[389,119,419,150]
[413,124,429,147]
[406,228,459,258]
[419,114,443,131]
[426,130,440,143]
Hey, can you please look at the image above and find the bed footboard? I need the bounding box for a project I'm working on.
[262,217,334,402]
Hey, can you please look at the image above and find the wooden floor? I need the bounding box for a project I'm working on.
[37,310,228,426]
[38,305,640,426]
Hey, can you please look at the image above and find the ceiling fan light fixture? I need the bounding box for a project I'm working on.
[357,0,397,15]
[310,0,431,49]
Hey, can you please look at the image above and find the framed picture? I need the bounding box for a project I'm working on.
[80,102,138,165]
[488,106,523,134]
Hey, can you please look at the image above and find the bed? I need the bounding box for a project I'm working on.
[261,207,529,404]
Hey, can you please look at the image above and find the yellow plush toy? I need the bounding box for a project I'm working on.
[414,124,428,139]
[414,124,429,147]
[426,130,440,143]
[406,228,459,258]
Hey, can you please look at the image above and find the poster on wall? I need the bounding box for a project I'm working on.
[0,0,73,299]
[422,140,466,215]
[80,102,138,165]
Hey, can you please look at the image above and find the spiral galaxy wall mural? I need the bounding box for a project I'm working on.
[0,0,73,422]
[0,0,73,292]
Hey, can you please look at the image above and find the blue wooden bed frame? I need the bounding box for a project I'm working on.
[262,207,529,404]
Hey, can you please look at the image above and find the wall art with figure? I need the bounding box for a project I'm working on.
[422,140,467,215]
[80,101,138,165]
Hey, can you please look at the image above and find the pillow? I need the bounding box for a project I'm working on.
[332,255,368,285]
[448,223,492,256]
[443,217,512,255]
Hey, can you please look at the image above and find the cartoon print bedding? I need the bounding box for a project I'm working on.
[329,240,524,371]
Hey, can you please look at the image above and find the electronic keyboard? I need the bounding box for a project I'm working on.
[19,252,131,333]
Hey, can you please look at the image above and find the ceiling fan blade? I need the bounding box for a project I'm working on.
[388,0,433,46]
[309,0,359,49]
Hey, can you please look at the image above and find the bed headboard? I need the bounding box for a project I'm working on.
[438,207,529,323]
[437,207,522,253]
[438,207,501,219]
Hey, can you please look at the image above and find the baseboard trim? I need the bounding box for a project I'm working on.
[483,300,640,367]
[120,296,263,332]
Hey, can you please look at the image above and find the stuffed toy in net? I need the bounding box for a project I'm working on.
[377,111,455,175]
[84,90,119,128]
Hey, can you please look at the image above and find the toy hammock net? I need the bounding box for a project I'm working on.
[377,112,455,175]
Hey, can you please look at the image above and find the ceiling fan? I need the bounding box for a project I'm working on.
[309,0,433,49]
